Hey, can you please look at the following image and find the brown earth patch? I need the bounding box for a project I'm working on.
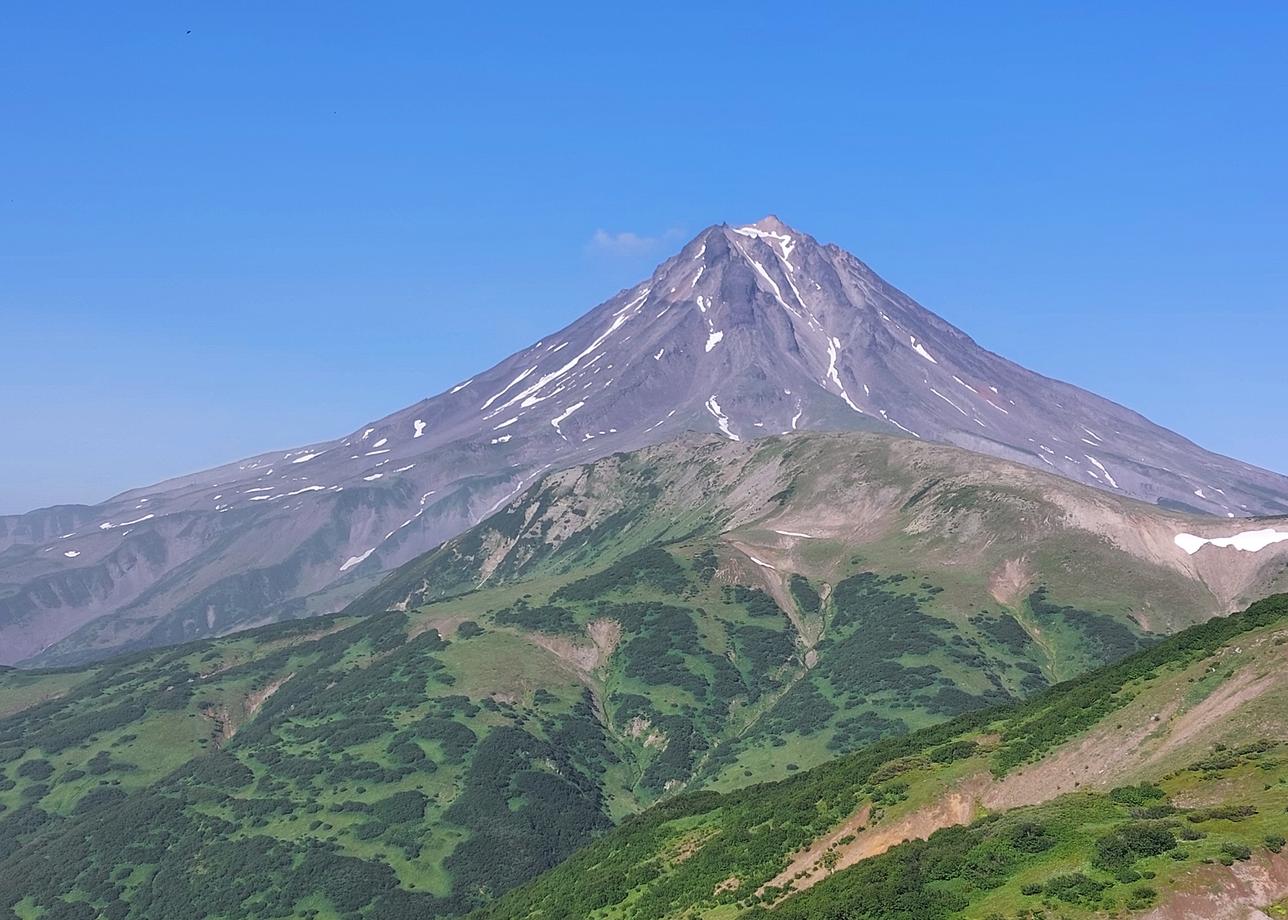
[244,673,293,722]
[1141,850,1288,920]
[761,802,874,894]
[726,541,821,649]
[525,617,621,678]
[759,655,1254,902]
[0,690,69,719]
[203,671,294,747]
[1148,668,1278,762]
[587,617,622,668]
[989,556,1034,606]
[714,875,741,895]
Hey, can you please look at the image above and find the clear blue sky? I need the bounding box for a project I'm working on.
[2,2,1285,513]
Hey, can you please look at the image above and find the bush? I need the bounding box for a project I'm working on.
[1110,782,1166,806]
[1093,822,1177,870]
[1188,804,1257,823]
[1220,842,1253,861]
[1043,872,1109,906]
[17,759,53,781]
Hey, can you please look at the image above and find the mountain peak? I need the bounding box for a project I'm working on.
[7,213,1288,667]
[744,214,793,234]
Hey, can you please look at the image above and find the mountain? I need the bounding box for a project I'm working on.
[479,594,1288,920]
[5,217,1288,666]
[2,577,1284,918]
[2,431,1286,918]
[360,432,1288,635]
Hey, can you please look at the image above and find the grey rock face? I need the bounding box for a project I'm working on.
[4,216,1286,665]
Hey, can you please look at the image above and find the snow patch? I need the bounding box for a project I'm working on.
[732,225,796,268]
[339,548,375,572]
[825,337,863,413]
[482,365,537,410]
[413,419,427,438]
[879,410,920,438]
[929,388,968,417]
[1084,455,1119,489]
[705,395,739,441]
[1175,529,1288,555]
[495,293,646,415]
[550,401,586,440]
[290,451,321,464]
[99,514,154,530]
[63,550,80,558]
[705,330,724,352]
[910,336,938,364]
[731,241,801,319]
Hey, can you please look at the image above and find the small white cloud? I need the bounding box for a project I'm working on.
[587,226,686,257]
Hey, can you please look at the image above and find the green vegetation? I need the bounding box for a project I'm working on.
[2,425,1279,920]
[476,594,1288,920]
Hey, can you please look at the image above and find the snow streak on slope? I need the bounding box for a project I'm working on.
[5,214,1288,666]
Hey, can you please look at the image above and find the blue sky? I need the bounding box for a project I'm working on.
[2,2,1285,513]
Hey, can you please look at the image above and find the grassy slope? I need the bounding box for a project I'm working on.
[0,432,1280,919]
[0,534,1170,920]
[474,594,1288,920]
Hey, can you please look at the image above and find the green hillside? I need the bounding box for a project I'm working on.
[475,594,1288,920]
[1,433,1284,919]
[0,549,1076,919]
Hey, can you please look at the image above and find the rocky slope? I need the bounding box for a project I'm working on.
[5,217,1287,665]
[365,432,1288,639]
